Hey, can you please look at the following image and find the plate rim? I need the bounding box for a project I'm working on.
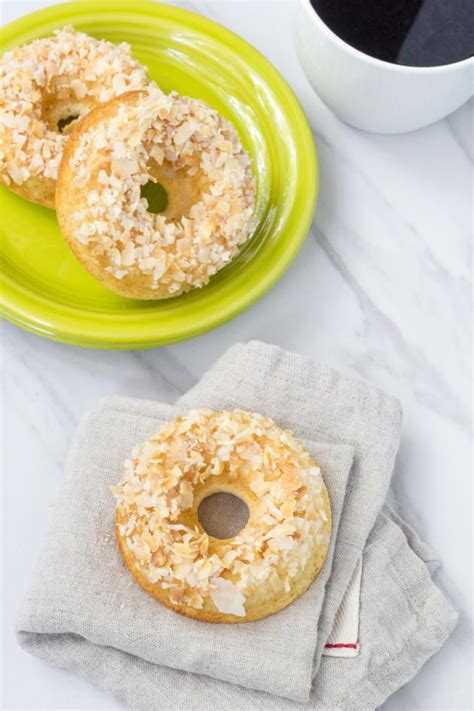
[0,0,318,349]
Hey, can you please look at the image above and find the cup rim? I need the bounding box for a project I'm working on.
[300,0,473,74]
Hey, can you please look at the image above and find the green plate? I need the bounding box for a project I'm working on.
[0,1,317,348]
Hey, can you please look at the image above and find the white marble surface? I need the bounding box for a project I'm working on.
[1,0,472,709]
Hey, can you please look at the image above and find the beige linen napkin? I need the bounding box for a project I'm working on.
[16,395,352,703]
[17,341,457,710]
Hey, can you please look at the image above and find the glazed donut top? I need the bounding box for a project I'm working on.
[64,90,255,297]
[0,26,151,187]
[112,409,330,617]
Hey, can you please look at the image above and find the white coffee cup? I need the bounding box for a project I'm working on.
[295,0,473,134]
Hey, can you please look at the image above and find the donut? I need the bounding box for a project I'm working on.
[55,89,256,299]
[0,26,152,208]
[112,409,331,623]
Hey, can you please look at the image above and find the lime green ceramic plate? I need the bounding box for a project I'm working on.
[0,1,317,348]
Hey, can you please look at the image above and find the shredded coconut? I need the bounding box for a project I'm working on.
[0,26,153,187]
[65,89,256,297]
[112,409,330,615]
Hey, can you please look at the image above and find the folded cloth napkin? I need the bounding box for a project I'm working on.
[17,341,457,710]
[17,396,353,702]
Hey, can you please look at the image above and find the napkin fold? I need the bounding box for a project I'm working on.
[17,341,457,710]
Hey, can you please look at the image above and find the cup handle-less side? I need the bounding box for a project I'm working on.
[294,0,473,134]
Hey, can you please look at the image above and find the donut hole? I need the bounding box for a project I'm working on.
[146,159,207,220]
[141,180,169,214]
[198,493,249,540]
[57,114,80,133]
[39,93,84,135]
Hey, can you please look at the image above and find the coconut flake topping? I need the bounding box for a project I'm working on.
[0,26,152,186]
[66,89,256,297]
[112,409,330,615]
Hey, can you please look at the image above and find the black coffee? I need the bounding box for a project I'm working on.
[309,0,473,67]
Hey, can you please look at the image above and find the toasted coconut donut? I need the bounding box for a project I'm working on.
[0,26,153,208]
[56,89,256,299]
[112,409,331,623]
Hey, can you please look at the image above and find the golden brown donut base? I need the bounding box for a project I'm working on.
[56,91,209,300]
[115,475,332,623]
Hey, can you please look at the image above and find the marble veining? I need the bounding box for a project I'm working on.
[1,1,472,710]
